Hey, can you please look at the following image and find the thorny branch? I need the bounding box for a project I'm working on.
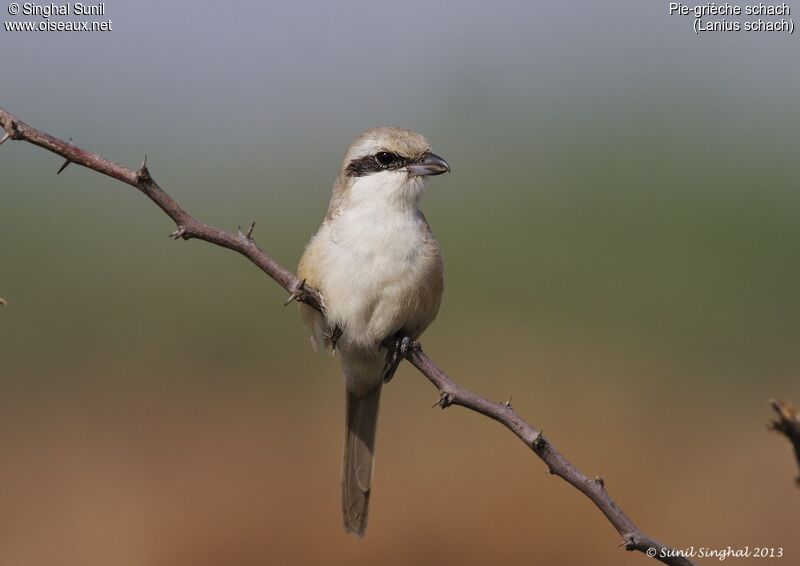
[0,107,694,565]
[769,399,800,487]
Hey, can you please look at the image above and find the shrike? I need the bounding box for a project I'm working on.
[297,127,449,536]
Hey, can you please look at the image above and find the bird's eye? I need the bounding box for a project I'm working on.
[375,152,396,167]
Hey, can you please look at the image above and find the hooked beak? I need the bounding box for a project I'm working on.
[407,152,450,177]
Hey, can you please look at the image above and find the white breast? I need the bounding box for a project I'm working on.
[313,171,435,349]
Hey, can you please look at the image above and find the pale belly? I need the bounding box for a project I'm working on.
[315,209,442,351]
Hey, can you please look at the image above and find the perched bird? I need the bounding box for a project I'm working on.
[297,127,449,536]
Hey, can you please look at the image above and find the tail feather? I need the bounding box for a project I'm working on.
[342,385,381,536]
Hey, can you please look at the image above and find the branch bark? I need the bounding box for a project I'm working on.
[769,399,800,487]
[0,107,694,566]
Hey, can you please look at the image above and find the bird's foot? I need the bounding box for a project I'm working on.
[323,325,343,353]
[382,333,413,383]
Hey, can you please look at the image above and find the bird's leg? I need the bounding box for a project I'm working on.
[323,324,343,353]
[382,332,413,383]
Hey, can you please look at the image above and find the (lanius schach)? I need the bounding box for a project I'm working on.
[298,127,449,536]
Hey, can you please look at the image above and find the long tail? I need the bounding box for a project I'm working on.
[342,384,381,536]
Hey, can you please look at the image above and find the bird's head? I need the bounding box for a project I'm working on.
[332,126,449,212]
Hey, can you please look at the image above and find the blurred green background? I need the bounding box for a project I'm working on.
[1,1,799,565]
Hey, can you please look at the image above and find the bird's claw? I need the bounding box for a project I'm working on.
[323,325,343,353]
[382,333,412,383]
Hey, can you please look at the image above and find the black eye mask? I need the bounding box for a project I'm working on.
[345,152,409,177]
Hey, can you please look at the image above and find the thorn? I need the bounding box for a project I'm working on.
[56,137,77,174]
[431,391,453,409]
[593,475,605,488]
[56,159,72,175]
[768,399,800,437]
[169,226,187,240]
[137,155,152,183]
[504,395,513,409]
[237,222,256,242]
[284,279,306,306]
[770,399,797,421]
[0,132,10,146]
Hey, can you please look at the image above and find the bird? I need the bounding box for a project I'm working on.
[297,126,449,536]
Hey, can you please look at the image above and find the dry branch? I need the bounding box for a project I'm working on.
[769,399,800,487]
[0,107,694,566]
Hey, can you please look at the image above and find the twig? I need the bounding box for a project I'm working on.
[769,399,800,487]
[0,109,314,310]
[0,107,694,566]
